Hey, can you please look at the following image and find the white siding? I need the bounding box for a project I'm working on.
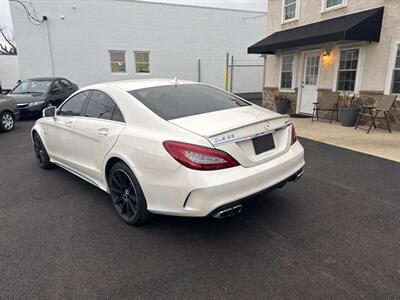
[10,0,266,93]
[0,55,20,89]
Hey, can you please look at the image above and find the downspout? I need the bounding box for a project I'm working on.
[262,54,267,107]
[43,16,55,76]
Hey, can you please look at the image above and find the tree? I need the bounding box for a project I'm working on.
[0,27,17,55]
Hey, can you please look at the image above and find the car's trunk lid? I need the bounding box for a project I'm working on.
[169,106,292,167]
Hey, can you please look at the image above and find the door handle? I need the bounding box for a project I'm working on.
[97,128,109,136]
[65,121,73,128]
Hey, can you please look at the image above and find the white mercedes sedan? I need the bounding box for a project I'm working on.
[32,79,305,225]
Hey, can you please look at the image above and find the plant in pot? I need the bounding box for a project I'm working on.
[338,92,362,127]
[274,94,291,114]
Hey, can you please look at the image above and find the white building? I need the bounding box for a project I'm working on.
[9,0,266,94]
[0,55,19,90]
[248,0,400,130]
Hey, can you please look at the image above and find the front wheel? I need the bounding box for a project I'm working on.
[33,133,53,169]
[0,111,15,132]
[108,162,152,225]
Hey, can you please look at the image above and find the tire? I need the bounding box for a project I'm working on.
[108,162,152,225]
[0,111,15,132]
[33,133,53,169]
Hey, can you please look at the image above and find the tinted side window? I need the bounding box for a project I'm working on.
[59,91,89,116]
[85,91,115,120]
[112,105,125,122]
[129,84,249,120]
[51,80,62,91]
[59,79,71,88]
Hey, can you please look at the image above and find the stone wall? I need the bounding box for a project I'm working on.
[263,87,400,131]
[314,90,400,131]
[263,87,298,114]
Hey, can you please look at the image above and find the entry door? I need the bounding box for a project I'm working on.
[300,52,320,114]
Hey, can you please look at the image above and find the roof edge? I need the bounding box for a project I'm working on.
[248,6,384,54]
[115,0,267,14]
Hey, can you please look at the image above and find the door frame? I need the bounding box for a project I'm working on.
[296,49,323,114]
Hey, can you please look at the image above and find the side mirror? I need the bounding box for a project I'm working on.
[43,106,56,118]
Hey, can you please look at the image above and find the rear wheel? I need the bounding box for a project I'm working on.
[0,111,15,132]
[108,162,151,225]
[33,133,53,169]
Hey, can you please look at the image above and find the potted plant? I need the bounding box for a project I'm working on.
[339,92,361,127]
[274,94,291,114]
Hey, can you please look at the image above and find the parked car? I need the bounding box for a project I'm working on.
[7,77,78,118]
[0,95,20,132]
[31,79,305,225]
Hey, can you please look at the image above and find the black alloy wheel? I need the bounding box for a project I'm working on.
[109,162,151,225]
[33,134,52,169]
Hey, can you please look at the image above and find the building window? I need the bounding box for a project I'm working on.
[134,51,150,73]
[391,45,400,94]
[109,50,126,73]
[280,54,294,89]
[282,0,298,22]
[337,49,359,91]
[323,0,346,11]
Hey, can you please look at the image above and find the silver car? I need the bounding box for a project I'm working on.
[0,95,20,132]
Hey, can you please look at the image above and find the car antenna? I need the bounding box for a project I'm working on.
[173,77,178,87]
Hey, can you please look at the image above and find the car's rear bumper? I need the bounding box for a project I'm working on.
[137,141,305,217]
[207,167,303,217]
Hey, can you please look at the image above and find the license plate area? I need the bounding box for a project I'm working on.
[252,133,275,155]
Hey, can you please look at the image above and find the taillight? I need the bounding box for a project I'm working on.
[163,141,239,171]
[291,124,297,145]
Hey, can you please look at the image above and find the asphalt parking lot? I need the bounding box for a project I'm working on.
[1,120,400,299]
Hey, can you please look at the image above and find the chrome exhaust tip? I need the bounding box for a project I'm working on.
[290,169,304,182]
[213,204,243,219]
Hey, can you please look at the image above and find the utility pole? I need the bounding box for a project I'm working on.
[225,53,229,91]
[230,55,234,93]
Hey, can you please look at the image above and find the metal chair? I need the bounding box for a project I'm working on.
[312,91,339,123]
[354,95,397,133]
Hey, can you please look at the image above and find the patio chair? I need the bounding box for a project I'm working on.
[311,91,339,123]
[354,95,397,134]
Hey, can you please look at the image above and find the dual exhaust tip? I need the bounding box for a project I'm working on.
[213,204,243,219]
[290,169,304,182]
[212,169,304,219]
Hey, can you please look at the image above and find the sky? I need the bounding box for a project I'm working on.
[0,0,267,46]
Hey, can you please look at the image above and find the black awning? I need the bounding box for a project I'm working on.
[248,7,384,54]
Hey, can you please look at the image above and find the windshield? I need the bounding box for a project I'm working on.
[128,84,249,120]
[11,80,52,94]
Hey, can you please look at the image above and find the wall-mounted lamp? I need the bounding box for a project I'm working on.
[322,48,333,64]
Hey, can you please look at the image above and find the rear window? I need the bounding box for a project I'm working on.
[128,84,249,120]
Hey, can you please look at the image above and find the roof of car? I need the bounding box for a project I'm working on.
[87,78,200,91]
[27,77,64,81]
